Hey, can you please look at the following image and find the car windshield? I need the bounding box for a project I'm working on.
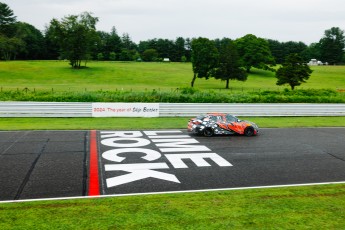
[209,115,223,122]
[225,114,238,123]
[196,115,206,120]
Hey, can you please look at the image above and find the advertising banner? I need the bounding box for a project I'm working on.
[92,103,159,117]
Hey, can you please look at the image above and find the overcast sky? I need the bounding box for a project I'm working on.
[3,0,345,44]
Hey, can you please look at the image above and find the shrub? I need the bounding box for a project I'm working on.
[0,88,343,103]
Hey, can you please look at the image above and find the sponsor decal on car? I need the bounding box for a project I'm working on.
[188,113,259,137]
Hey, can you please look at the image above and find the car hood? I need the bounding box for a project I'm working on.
[242,120,259,129]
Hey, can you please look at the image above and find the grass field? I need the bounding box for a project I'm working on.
[0,116,345,130]
[1,183,345,229]
[1,61,345,92]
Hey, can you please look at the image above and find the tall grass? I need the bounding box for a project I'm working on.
[0,87,344,103]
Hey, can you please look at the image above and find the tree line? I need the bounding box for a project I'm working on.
[1,2,344,65]
[191,36,312,90]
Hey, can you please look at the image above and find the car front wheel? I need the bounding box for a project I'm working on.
[244,126,255,137]
[203,128,214,137]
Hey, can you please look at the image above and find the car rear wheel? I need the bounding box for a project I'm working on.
[244,126,254,137]
[203,128,214,137]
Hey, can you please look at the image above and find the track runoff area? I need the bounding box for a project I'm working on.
[1,128,345,203]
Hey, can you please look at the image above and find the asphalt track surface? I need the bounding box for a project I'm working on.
[1,128,345,202]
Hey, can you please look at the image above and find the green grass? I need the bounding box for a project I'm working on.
[1,61,345,92]
[0,61,193,91]
[1,184,345,229]
[1,61,344,103]
[0,116,345,130]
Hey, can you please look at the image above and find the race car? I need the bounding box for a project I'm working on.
[187,113,259,137]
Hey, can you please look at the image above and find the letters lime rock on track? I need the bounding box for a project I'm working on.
[97,130,232,189]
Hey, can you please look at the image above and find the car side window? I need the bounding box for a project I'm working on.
[226,115,237,123]
[209,116,218,122]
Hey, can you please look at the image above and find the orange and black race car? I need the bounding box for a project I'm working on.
[187,113,259,137]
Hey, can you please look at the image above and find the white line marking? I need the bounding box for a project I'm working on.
[1,181,345,204]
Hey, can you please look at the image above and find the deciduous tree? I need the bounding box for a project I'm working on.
[191,37,219,87]
[235,34,275,72]
[276,53,312,90]
[267,39,308,64]
[47,12,99,68]
[319,27,345,65]
[213,38,247,89]
[0,34,24,60]
[15,22,45,59]
[44,25,60,60]
[142,48,158,62]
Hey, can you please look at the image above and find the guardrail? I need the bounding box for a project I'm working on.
[0,102,92,117]
[159,103,345,117]
[0,102,344,117]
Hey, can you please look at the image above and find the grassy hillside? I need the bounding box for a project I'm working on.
[1,61,345,92]
[1,61,344,103]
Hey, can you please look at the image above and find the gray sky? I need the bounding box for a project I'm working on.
[3,0,345,44]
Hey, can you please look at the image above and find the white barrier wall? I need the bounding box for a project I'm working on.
[159,103,345,117]
[0,102,91,117]
[0,102,344,117]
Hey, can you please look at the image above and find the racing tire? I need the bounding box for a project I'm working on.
[244,126,255,137]
[203,128,214,137]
